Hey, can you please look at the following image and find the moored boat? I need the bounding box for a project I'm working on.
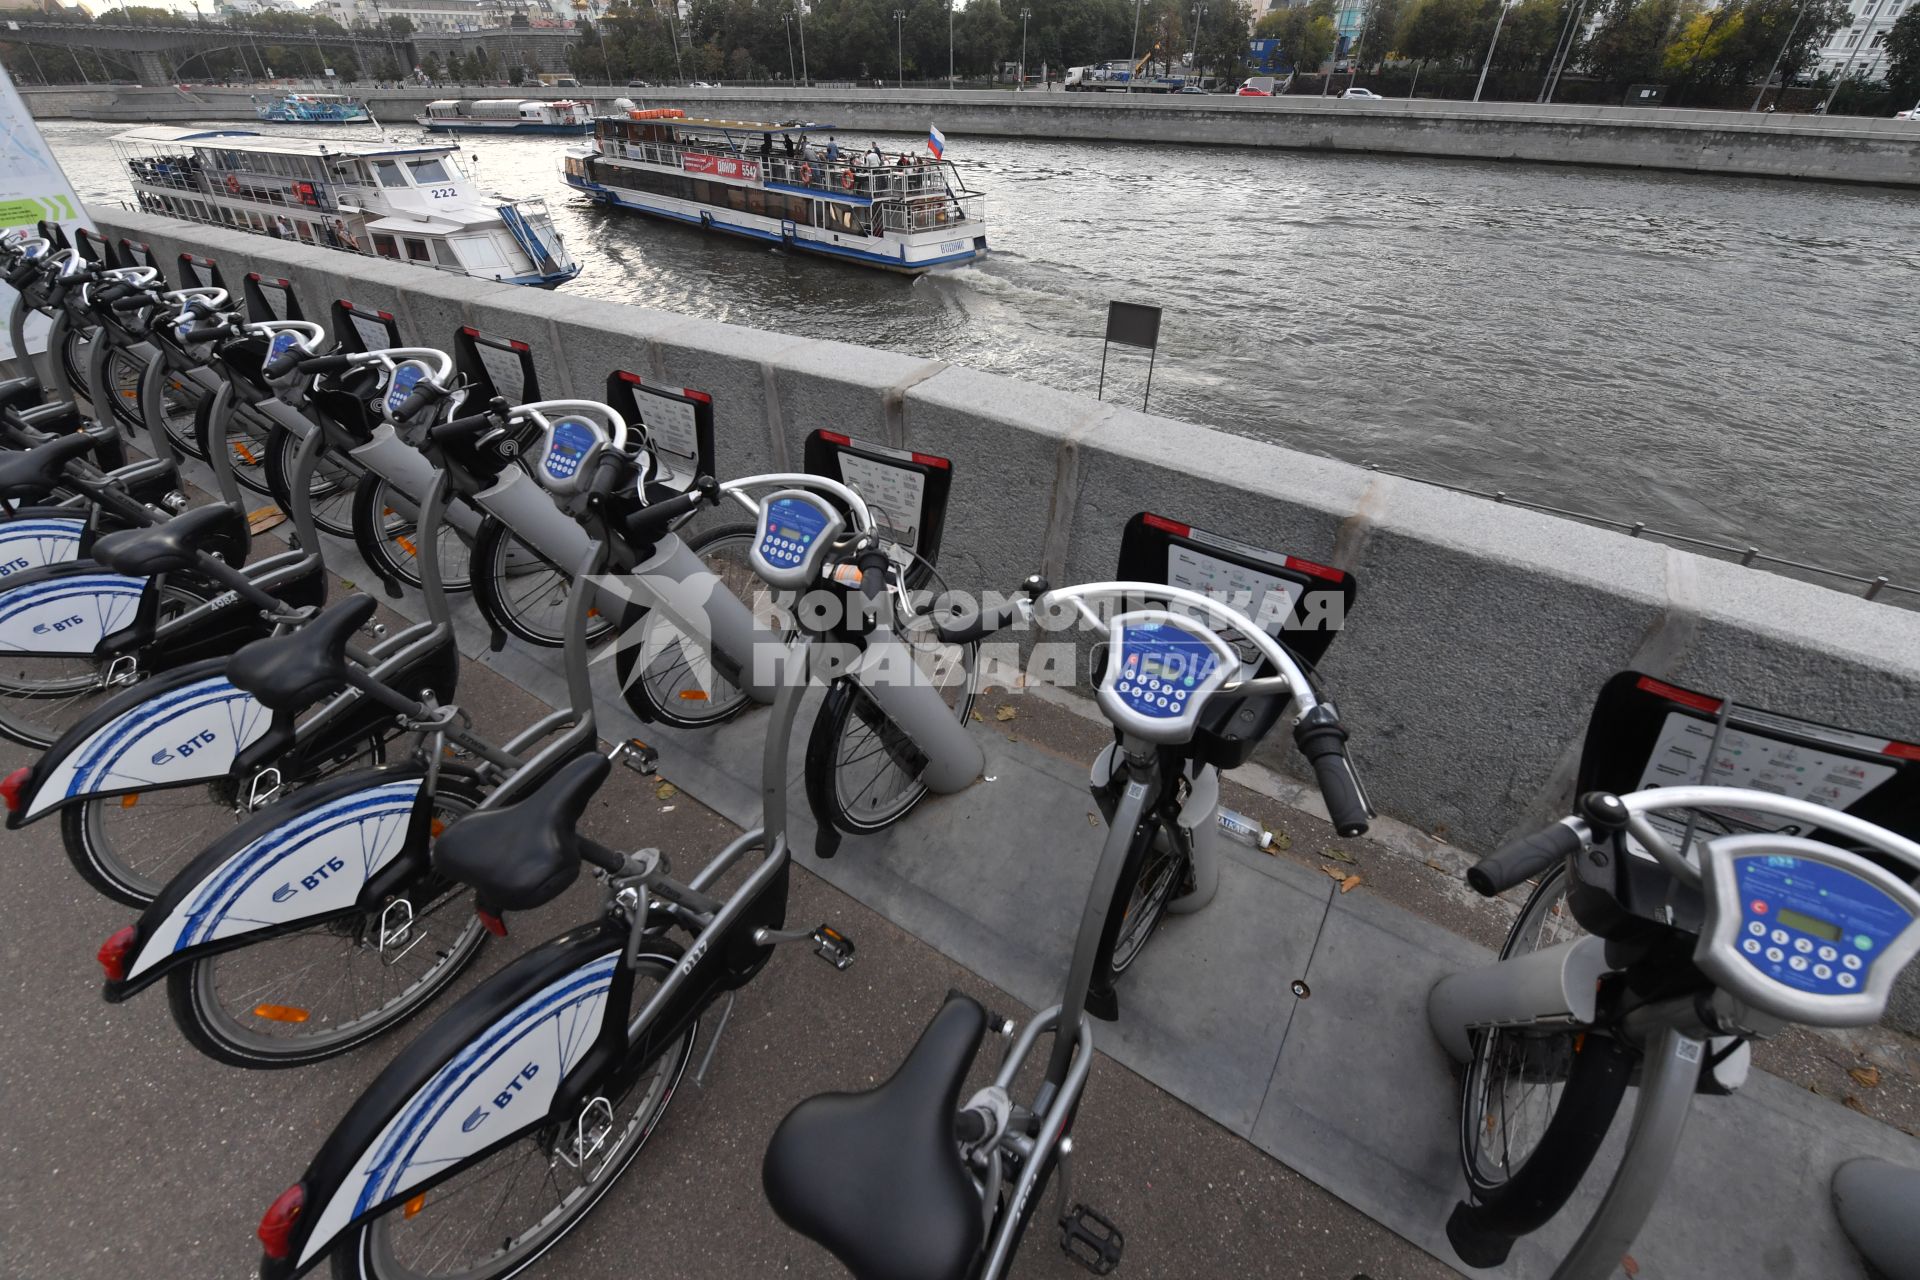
[255,92,371,124]
[114,126,580,288]
[561,106,987,274]
[416,99,594,135]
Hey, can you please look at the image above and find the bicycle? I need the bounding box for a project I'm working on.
[1427,672,1920,1280]
[763,574,1370,1280]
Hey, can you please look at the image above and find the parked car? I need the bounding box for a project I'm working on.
[1238,76,1278,96]
[1178,85,1208,94]
[1341,87,1383,99]
[1896,102,1918,119]
[627,79,654,89]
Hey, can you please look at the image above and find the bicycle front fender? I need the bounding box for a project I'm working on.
[106,765,439,1000]
[264,921,657,1279]
[0,512,85,580]
[7,657,273,826]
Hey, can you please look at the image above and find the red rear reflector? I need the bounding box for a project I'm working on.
[617,369,643,384]
[1284,555,1345,583]
[98,926,137,982]
[478,909,508,937]
[684,389,712,404]
[1634,676,1723,715]
[911,451,951,470]
[1141,512,1190,537]
[818,430,851,445]
[461,325,480,338]
[1,766,30,813]
[258,1184,306,1260]
[1884,741,1920,761]
[509,339,531,353]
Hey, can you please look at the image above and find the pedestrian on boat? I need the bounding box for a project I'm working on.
[826,136,839,164]
[782,133,795,157]
[761,133,774,164]
[267,218,285,240]
[869,141,884,164]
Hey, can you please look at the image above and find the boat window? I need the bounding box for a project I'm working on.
[432,239,460,268]
[372,160,407,188]
[404,238,432,262]
[372,234,400,259]
[408,158,451,184]
[823,202,862,235]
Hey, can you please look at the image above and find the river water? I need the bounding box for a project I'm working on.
[39,119,1920,586]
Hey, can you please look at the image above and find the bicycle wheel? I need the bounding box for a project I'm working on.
[168,769,491,1068]
[805,601,979,836]
[1458,861,1631,1206]
[61,732,387,907]
[469,516,617,651]
[600,522,763,725]
[102,346,148,430]
[1107,814,1185,977]
[329,957,697,1280]
[61,325,92,402]
[351,474,474,595]
[266,422,360,538]
[0,578,212,750]
[147,368,205,461]
[195,397,276,499]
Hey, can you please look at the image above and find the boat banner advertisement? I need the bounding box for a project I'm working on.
[682,153,761,182]
[0,63,92,364]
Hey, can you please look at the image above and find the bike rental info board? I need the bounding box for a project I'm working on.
[0,64,92,366]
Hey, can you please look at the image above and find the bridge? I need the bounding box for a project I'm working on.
[0,20,416,84]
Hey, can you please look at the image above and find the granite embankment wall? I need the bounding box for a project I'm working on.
[28,84,1920,187]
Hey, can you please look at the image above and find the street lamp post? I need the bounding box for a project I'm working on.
[797,1,809,86]
[1126,0,1143,94]
[782,12,795,82]
[948,0,954,86]
[1752,0,1811,111]
[1472,0,1512,102]
[1188,2,1205,84]
[1019,7,1031,90]
[894,8,905,86]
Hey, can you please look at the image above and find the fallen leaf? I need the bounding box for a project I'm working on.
[1086,812,1100,827]
[1270,832,1292,852]
[1320,865,1346,882]
[1849,1066,1881,1089]
[970,709,983,722]
[1323,846,1356,864]
[1621,1256,1639,1278]
[994,705,1018,722]
[655,781,678,801]
[1425,859,1449,873]
[1843,1095,1870,1116]
[1339,873,1363,894]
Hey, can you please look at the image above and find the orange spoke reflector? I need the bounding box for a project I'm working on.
[396,537,419,558]
[677,690,709,701]
[234,443,259,465]
[587,609,601,618]
[252,1004,311,1024]
[119,390,139,401]
[383,508,397,517]
[120,793,141,809]
[430,818,447,838]
[402,1193,426,1220]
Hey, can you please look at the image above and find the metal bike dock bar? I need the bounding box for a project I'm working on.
[246,464,1919,1279]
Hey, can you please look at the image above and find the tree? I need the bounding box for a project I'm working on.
[1195,0,1257,81]
[1396,0,1483,65]
[1888,7,1920,103]
[1353,0,1409,69]
[1578,0,1681,83]
[1493,0,1569,70]
[1256,0,1338,72]
[385,16,416,36]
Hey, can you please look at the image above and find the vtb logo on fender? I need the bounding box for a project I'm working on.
[0,556,32,576]
[269,856,347,903]
[151,730,217,767]
[31,614,85,635]
[459,1060,539,1133]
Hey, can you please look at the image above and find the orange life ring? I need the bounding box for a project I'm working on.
[226,174,240,194]
[798,162,813,184]
[840,169,855,191]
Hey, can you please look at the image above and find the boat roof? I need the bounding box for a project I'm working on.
[112,126,453,159]
[627,116,838,133]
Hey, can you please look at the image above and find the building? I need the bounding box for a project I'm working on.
[1258,0,1367,68]
[320,0,500,33]
[1814,0,1913,79]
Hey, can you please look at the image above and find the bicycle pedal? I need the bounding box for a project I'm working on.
[1059,1203,1123,1274]
[612,737,659,775]
[811,925,856,970]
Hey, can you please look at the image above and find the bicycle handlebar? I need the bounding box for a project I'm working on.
[624,475,720,539]
[1467,819,1585,896]
[295,353,354,375]
[934,575,1050,645]
[1292,705,1370,838]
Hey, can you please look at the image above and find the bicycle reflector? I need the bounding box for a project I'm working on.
[97,926,137,983]
[0,766,30,813]
[258,1183,306,1260]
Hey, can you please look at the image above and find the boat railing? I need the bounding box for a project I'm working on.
[125,153,347,218]
[597,130,977,216]
[878,192,985,234]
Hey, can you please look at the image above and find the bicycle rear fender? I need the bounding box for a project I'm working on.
[6,657,273,826]
[0,511,85,580]
[264,921,670,1279]
[105,764,439,1000]
[0,560,149,657]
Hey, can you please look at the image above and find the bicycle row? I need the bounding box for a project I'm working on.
[3,221,1917,1280]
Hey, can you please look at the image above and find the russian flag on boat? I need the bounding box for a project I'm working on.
[927,124,946,159]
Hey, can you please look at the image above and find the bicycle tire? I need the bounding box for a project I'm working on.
[327,957,697,1280]
[1457,862,1633,1220]
[265,422,360,539]
[805,630,980,838]
[61,325,92,401]
[102,346,148,431]
[350,472,474,595]
[1106,814,1184,978]
[468,514,619,651]
[144,366,205,461]
[193,395,276,498]
[603,522,760,725]
[167,767,491,1069]
[60,731,387,907]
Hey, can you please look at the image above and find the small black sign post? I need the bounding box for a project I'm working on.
[1098,300,1163,412]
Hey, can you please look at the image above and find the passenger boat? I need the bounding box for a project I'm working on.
[113,126,580,288]
[561,107,987,274]
[416,98,594,135]
[255,92,371,124]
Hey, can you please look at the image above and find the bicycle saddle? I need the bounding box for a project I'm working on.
[762,993,988,1280]
[0,431,97,502]
[4,400,87,439]
[0,376,41,413]
[92,502,245,577]
[433,752,607,912]
[227,595,377,713]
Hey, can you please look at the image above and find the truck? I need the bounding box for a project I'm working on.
[1064,47,1198,93]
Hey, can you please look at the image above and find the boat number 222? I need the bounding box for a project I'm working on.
[429,187,457,198]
